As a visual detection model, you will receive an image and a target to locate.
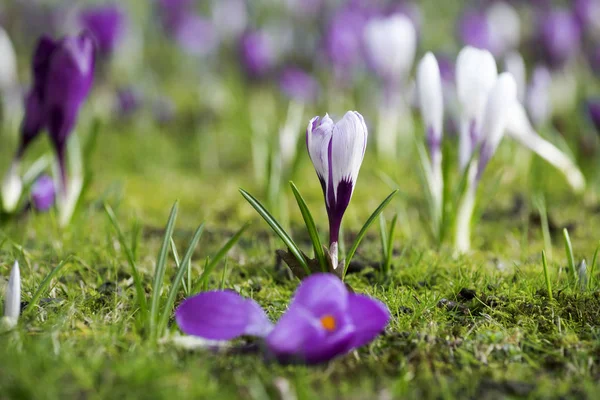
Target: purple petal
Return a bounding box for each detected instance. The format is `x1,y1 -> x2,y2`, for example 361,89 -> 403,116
278,67 -> 319,103
79,4 -> 126,55
303,320 -> 355,364
290,273 -> 349,315
347,294 -> 390,348
175,291 -> 273,340
266,305 -> 323,356
31,175 -> 56,211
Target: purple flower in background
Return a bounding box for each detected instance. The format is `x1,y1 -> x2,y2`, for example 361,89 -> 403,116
212,0 -> 247,40
458,10 -> 492,51
573,0 -> 600,35
157,0 -> 192,31
175,273 -> 390,364
79,4 -> 126,56
324,6 -> 368,79
536,9 -> 581,68
306,112 -> 368,268
279,67 -> 319,103
587,98 -> 600,132
31,175 -> 55,211
588,45 -> 600,76
19,33 -> 95,188
239,31 -> 276,79
174,15 -> 217,56
115,86 -> 142,117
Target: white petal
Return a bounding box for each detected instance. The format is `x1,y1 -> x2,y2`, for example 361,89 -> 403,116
0,27 -> 18,91
417,52 -> 444,141
363,14 -> 416,82
480,72 -> 518,155
4,261 -> 21,325
503,51 -> 526,103
306,115 -> 334,184
506,102 -> 585,192
1,161 -> 23,213
331,111 -> 368,200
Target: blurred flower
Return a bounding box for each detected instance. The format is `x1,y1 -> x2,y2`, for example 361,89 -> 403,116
384,1 -> 423,36
79,4 -> 126,56
525,65 -> 552,127
458,10 -> 492,52
504,52 -> 526,102
306,112 -> 368,269
588,44 -> 600,75
31,174 -> 56,211
1,162 -> 22,213
176,273 -> 390,364
239,31 -> 276,79
536,9 -> 581,68
285,0 -> 323,18
115,86 -> 143,117
0,26 -> 17,95
587,97 -> 600,132
212,0 -> 247,41
363,14 -> 417,84
172,15 -> 217,56
2,261 -> 20,329
279,67 -> 319,103
486,1 -> 521,57
573,0 -> 600,37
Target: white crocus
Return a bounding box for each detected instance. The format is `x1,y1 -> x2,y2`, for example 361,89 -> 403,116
1,161 -> 23,213
416,52 -> 444,219
456,46 -> 498,169
455,73 -> 517,253
307,111 -> 368,269
504,52 -> 526,103
505,102 -> 585,192
3,261 -> 21,329
0,26 -> 20,125
486,1 -> 521,57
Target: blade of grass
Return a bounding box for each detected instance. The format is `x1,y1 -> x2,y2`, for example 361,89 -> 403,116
239,188 -> 309,275
384,214 -> 398,275
343,190 -> 399,279
562,228 -> 577,284
24,257 -> 72,315
379,213 -> 388,265
220,259 -> 228,289
588,243 -> 599,290
170,237 -> 186,295
192,224 -> 249,293
289,181 -> 327,272
104,204 -> 147,315
157,223 -> 204,337
150,201 -> 179,340
542,251 -> 553,302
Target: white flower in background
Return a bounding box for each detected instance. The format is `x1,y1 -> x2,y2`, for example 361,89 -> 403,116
504,52 -> 526,103
363,14 -> 417,84
456,46 -> 498,169
526,65 -> 552,128
0,26 -> 17,93
486,1 -> 521,57
416,52 -> 444,216
1,161 -> 23,213
2,261 -> 21,329
307,111 -> 368,268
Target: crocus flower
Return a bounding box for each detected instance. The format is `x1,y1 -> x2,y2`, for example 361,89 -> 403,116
31,174 -> 56,211
363,14 -> 417,85
525,65 -> 552,128
115,86 -> 143,117
586,98 -> 600,132
306,112 -> 368,269
536,9 -> 581,68
239,31 -> 276,79
0,26 -> 18,97
455,46 -> 498,169
1,162 -> 22,213
588,45 -> 600,76
279,67 -> 319,104
172,14 -> 217,56
175,273 -> 390,364
458,10 -> 492,52
503,52 -> 526,103
79,4 -> 126,56
324,6 -> 368,81
417,53 -> 444,217
486,2 -> 521,57
573,0 -> 600,36
2,261 -> 20,329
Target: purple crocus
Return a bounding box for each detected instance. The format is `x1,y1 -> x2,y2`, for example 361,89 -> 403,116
31,174 -> 56,211
238,30 -> 276,79
19,33 -> 95,189
175,273 -> 390,364
458,10 -> 492,52
172,14 -> 217,56
324,6 -> 368,81
573,0 -> 600,36
279,67 -> 319,103
536,9 -> 581,68
115,86 -> 142,117
586,98 -> 600,132
306,112 -> 368,269
79,4 -> 126,56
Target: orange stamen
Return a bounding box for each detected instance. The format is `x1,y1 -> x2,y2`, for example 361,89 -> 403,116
320,315 -> 336,332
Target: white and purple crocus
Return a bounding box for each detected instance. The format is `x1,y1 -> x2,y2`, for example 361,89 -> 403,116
176,273 -> 390,364
306,112 -> 368,269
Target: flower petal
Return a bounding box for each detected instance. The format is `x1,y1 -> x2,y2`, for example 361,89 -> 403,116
175,290 -> 273,340
417,52 -> 443,143
306,115 -> 334,190
266,305 -> 323,357
303,321 -> 355,364
290,273 -> 349,315
347,294 -> 390,349
4,261 -> 21,324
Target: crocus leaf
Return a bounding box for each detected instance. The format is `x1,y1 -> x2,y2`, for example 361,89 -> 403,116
240,188 -> 310,275
343,190 -> 399,279
289,181 -> 327,272
104,203 -> 148,316
563,228 -> 577,284
158,223 -> 205,337
150,201 -> 179,341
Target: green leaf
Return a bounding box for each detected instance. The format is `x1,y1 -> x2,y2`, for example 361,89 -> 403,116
104,204 -> 147,316
157,223 -> 204,337
24,257 -> 72,315
541,251 -> 553,302
169,237 -> 185,294
384,214 -> 398,275
563,228 -> 577,284
379,213 -> 388,263
239,188 -> 309,275
289,181 -> 327,272
149,201 -> 179,340
589,243 -> 599,290
192,224 -> 249,293
343,190 -> 399,279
